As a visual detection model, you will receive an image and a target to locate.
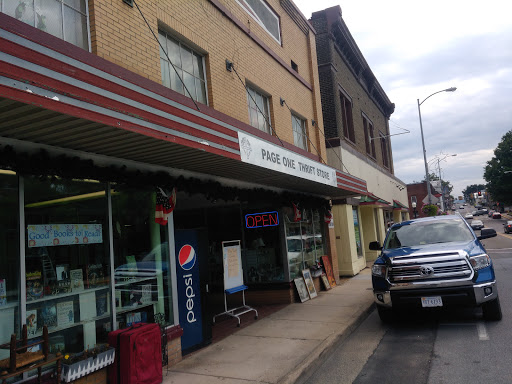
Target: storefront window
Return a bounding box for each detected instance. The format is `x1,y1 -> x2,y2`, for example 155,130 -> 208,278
0,171 -> 19,359
285,207 -> 326,279
112,187 -> 173,329
353,207 -> 363,257
24,176 -> 110,354
242,206 -> 284,283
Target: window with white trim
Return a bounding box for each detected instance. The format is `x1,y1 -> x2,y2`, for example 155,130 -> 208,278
2,0 -> 89,50
247,86 -> 271,133
237,0 -> 281,44
159,30 -> 207,105
291,113 -> 307,150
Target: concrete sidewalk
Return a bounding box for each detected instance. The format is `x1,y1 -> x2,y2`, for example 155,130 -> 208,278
164,268 -> 375,384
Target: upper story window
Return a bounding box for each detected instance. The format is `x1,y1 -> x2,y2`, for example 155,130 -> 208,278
340,90 -> 355,143
159,30 -> 207,105
2,0 -> 89,50
247,86 -> 271,134
362,115 -> 376,158
379,132 -> 390,168
291,113 -> 307,150
237,0 -> 281,44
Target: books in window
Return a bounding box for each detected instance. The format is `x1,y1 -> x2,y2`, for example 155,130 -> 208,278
70,268 -> 84,292
40,304 -> 57,328
126,311 -> 147,327
0,278 -> 6,306
26,271 -> 44,301
87,264 -> 105,288
26,309 -> 38,336
57,300 -> 74,327
141,284 -> 152,304
96,291 -> 109,317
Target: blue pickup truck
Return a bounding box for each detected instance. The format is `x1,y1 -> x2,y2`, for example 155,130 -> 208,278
370,215 -> 501,322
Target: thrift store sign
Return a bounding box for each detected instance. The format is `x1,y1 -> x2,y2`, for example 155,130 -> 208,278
238,132 -> 337,187
27,224 -> 103,247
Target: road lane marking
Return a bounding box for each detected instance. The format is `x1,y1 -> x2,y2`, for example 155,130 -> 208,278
438,322 -> 489,341
477,322 -> 489,341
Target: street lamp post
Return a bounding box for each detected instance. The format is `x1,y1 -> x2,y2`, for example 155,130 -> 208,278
417,87 -> 457,205
433,154 -> 456,211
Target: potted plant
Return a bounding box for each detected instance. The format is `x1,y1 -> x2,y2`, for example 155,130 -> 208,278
61,344 -> 115,383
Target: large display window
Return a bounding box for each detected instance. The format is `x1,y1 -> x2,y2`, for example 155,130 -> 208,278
24,176 -> 110,354
111,187 -> 173,329
0,171 -> 20,360
242,206 -> 284,283
285,207 -> 326,279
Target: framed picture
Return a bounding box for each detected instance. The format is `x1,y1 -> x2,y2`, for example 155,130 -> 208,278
294,277 -> 310,303
321,255 -> 336,288
321,274 -> 331,291
302,268 -> 317,299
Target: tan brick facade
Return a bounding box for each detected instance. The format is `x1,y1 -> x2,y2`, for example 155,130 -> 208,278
88,0 -> 327,161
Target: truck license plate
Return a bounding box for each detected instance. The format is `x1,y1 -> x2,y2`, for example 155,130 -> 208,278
421,296 -> 443,307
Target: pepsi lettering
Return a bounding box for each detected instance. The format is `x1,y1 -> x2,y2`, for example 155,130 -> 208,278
183,274 -> 196,323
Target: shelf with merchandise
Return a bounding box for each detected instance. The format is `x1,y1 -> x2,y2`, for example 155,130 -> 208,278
30,313 -> 111,338
26,285 -> 110,305
115,301 -> 157,316
114,276 -> 157,287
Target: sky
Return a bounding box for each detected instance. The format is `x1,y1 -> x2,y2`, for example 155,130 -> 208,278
292,0 -> 512,198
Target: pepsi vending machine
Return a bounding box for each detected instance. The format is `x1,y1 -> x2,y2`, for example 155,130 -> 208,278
175,229 -> 204,352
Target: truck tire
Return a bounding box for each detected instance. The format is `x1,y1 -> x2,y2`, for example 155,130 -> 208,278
377,305 -> 393,323
482,297 -> 502,321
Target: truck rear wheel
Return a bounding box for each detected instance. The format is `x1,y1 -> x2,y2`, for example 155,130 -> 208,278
482,297 -> 502,321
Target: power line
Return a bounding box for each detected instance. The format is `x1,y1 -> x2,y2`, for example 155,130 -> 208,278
279,98 -> 327,165
228,61 -> 285,147
132,0 -> 201,111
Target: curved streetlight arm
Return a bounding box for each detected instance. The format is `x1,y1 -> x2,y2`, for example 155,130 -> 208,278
419,87 -> 457,106
417,87 -> 457,206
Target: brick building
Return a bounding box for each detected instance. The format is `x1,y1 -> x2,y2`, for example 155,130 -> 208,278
310,6 -> 409,275
0,0 -> 371,378
407,181 -> 441,218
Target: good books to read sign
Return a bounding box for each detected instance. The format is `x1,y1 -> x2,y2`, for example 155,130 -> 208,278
238,132 -> 337,187
27,224 -> 103,247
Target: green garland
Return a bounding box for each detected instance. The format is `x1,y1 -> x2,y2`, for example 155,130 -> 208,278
0,145 -> 330,211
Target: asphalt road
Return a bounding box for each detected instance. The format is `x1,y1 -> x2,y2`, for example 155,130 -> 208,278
297,210 -> 512,384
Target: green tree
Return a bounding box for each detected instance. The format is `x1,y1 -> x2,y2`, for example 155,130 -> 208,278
484,130 -> 512,205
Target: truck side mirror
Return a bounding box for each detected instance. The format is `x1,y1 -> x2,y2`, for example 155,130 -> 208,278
369,241 -> 382,251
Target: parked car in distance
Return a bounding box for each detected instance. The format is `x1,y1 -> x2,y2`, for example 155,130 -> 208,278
459,206 -> 464,209
470,219 -> 484,230
504,221 -> 512,233
472,211 -> 478,216
492,212 -> 502,219
370,215 -> 501,322
465,213 -> 473,220
488,211 -> 494,217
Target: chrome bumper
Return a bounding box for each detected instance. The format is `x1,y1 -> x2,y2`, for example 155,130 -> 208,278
374,280 -> 498,308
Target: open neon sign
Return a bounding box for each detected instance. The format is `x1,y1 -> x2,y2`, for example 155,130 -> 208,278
245,211 -> 279,229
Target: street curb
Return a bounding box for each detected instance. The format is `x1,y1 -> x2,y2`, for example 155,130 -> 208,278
278,302 -> 376,384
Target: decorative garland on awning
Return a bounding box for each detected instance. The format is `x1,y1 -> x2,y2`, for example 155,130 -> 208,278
0,145 -> 330,210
